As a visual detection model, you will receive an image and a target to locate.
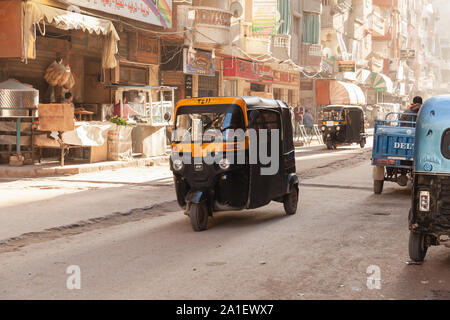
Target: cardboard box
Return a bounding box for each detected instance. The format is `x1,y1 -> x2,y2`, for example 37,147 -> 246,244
38,104 -> 75,132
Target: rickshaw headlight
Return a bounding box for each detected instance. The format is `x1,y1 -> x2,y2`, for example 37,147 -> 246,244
173,159 -> 184,171
219,158 -> 231,170
336,126 -> 341,131
419,191 -> 430,212
321,126 -> 326,131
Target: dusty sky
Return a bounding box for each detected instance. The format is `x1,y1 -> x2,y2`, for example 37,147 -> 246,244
434,0 -> 450,38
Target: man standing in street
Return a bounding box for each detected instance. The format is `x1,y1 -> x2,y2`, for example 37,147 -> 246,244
303,109 -> 315,135
294,106 -> 303,139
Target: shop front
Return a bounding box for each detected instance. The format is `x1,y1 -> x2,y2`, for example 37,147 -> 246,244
0,0 -> 172,166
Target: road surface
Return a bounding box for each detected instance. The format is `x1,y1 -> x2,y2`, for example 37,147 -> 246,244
0,141 -> 449,300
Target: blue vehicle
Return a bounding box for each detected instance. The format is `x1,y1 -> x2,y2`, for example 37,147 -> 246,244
372,112 -> 416,194
408,96 -> 450,262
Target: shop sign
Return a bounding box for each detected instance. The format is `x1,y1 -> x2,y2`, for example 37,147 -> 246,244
258,65 -> 273,84
400,49 -> 415,60
223,59 -> 259,81
273,70 -> 299,85
185,74 -> 193,98
66,0 -> 173,28
338,61 -> 356,72
183,48 -> 215,76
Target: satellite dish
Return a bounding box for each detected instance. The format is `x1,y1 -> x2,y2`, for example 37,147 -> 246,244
230,1 -> 243,18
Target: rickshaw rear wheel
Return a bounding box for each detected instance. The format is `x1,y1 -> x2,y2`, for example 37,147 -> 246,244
326,141 -> 334,150
374,180 -> 384,194
360,138 -> 366,148
189,203 -> 209,232
283,186 -> 299,216
409,231 -> 428,262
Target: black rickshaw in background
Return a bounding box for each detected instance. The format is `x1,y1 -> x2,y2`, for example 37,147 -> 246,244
170,97 -> 299,231
408,96 -> 450,262
320,105 -> 367,150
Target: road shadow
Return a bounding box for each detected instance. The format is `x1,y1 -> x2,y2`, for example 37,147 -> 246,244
389,250 -> 450,299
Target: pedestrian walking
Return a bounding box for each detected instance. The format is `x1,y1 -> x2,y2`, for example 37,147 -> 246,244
303,109 -> 314,135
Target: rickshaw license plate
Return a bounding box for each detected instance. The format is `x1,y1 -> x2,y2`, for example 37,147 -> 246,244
326,121 -> 334,126
194,164 -> 204,171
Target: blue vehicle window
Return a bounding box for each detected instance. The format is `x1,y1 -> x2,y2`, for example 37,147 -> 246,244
442,129 -> 450,160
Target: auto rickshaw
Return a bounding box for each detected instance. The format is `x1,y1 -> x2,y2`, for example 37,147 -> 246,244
409,96 -> 450,262
170,97 -> 299,231
320,105 -> 367,150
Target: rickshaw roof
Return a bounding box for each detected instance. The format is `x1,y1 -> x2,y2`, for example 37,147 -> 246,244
175,97 -> 289,111
240,96 -> 288,111
323,105 -> 364,111
415,95 -> 450,173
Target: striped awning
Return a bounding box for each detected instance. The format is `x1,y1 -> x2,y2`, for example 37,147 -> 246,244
330,81 -> 366,105
23,1 -> 120,69
370,72 -> 394,93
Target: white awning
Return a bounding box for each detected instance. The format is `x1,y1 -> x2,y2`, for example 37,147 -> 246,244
23,2 -> 120,69
330,81 -> 366,105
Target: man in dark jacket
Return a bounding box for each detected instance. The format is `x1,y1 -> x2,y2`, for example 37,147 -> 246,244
400,96 -> 422,127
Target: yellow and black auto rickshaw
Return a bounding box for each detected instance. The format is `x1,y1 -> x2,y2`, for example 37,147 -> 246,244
170,97 -> 299,231
320,105 -> 367,150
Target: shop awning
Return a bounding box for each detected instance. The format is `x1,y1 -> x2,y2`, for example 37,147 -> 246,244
23,2 -> 120,69
356,69 -> 372,85
370,72 -> 394,93
330,81 -> 366,105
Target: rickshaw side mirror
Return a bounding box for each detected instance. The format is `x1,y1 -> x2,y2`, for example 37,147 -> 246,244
164,112 -> 172,122
248,110 -> 260,127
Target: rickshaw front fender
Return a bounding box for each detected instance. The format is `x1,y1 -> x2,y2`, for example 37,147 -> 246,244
373,166 -> 385,180
286,174 -> 299,193
185,190 -> 208,204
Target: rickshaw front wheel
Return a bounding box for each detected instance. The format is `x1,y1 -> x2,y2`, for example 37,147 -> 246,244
409,231 -> 428,262
189,203 -> 209,232
283,186 -> 299,216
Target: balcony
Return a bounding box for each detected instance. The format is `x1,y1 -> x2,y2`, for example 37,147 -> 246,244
271,34 -> 291,60
368,12 -> 385,37
244,35 -> 271,56
300,43 -> 322,68
177,5 -> 232,48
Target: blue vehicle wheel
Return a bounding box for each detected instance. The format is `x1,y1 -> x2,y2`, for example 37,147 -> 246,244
374,180 -> 384,195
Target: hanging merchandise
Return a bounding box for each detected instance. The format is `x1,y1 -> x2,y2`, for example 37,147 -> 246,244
44,60 -> 76,89
44,60 -> 66,86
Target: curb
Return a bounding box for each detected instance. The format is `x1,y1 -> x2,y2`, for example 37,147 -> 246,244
0,156 -> 170,178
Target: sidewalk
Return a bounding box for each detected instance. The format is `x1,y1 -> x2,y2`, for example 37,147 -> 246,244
0,155 -> 169,178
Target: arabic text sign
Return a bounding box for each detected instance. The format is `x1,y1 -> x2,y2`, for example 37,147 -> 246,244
67,0 -> 172,28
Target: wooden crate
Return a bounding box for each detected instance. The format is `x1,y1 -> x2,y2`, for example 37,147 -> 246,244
38,104 -> 75,132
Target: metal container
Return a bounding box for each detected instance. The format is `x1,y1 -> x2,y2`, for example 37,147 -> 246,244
0,79 -> 39,117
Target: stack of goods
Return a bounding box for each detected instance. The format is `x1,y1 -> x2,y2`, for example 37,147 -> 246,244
44,60 -> 75,89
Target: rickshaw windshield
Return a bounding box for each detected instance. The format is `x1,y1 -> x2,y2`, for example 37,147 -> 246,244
323,108 -> 345,121
173,104 -> 245,143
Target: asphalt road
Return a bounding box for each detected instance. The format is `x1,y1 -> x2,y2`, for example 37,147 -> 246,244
0,141 -> 449,300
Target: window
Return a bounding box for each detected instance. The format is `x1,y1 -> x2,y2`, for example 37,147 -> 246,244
441,129 -> 450,159
120,65 -> 148,85
273,88 -> 282,100
198,72 -> 219,98
302,13 -> 320,44
251,110 -> 280,130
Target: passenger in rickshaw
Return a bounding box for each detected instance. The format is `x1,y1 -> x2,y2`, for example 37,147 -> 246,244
400,96 -> 422,127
